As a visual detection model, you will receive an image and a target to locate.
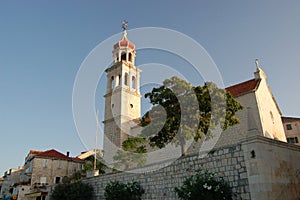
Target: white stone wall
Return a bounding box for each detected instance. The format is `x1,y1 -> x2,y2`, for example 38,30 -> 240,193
255,79 -> 286,142
243,136 -> 300,199
104,61 -> 141,147
215,92 -> 263,148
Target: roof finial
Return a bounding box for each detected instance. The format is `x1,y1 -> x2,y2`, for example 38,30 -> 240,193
255,59 -> 260,71
122,20 -> 128,31
122,20 -> 128,38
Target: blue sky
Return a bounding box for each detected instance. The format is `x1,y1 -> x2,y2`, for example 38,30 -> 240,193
1,1 -> 300,175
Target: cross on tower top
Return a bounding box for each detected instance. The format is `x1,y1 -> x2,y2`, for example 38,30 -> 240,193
122,20 -> 128,31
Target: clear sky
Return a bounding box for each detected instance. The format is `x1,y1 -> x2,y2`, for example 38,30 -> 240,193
1,1 -> 300,175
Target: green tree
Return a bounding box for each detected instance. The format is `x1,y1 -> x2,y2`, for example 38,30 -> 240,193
50,181 -> 94,200
104,181 -> 144,200
175,170 -> 233,200
113,137 -> 147,170
141,76 -> 243,156
83,153 -> 107,174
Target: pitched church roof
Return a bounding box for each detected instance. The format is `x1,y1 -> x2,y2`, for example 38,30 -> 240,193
226,78 -> 261,97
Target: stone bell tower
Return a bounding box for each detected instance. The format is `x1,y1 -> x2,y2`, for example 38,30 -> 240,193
103,21 -> 141,148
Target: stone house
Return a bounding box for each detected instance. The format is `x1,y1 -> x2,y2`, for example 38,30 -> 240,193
0,168 -> 24,200
282,116 -> 300,146
23,149 -> 84,200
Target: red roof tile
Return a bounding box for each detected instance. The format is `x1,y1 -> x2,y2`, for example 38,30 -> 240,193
226,78 -> 261,97
114,36 -> 135,50
34,149 -> 83,162
29,150 -> 43,155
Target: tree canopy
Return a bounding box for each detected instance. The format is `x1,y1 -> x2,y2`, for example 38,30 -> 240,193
141,76 -> 243,155
113,136 -> 147,170
50,181 -> 94,200
113,76 -> 243,167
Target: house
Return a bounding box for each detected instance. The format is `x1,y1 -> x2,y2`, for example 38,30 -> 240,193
0,167 -> 25,200
23,149 -> 84,200
282,116 -> 300,146
77,149 -> 104,177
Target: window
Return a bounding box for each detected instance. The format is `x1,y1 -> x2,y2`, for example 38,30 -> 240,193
128,53 -> 132,62
42,159 -> 47,168
287,137 -> 299,144
40,177 -> 46,184
54,176 -> 61,184
131,76 -> 136,89
57,160 -> 61,169
118,75 -> 121,86
270,111 -> 274,124
286,124 -> 292,130
121,53 -> 126,61
124,73 -> 129,86
111,76 -> 114,89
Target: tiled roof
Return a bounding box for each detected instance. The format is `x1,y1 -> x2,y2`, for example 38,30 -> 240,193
29,150 -> 43,154
33,149 -> 83,162
226,78 -> 261,97
282,116 -> 300,123
114,36 -> 135,50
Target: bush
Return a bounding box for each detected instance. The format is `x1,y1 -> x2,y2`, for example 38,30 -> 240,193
104,181 -> 144,200
175,170 -> 233,200
50,181 -> 94,200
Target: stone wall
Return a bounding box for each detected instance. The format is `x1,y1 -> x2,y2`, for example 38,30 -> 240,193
83,143 -> 250,200
243,136 -> 300,200
82,136 -> 300,200
31,158 -> 82,186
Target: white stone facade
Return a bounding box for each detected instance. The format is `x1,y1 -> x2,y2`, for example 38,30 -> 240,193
103,30 -> 141,148
216,67 -> 287,148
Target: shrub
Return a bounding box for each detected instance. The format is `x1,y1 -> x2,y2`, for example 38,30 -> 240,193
50,181 -> 94,200
104,181 -> 144,200
175,170 -> 233,200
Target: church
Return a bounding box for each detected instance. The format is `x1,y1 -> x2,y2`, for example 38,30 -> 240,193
102,23 -> 287,151
94,24 -> 300,199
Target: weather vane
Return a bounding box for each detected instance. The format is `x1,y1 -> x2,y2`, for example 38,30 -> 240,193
122,20 -> 128,31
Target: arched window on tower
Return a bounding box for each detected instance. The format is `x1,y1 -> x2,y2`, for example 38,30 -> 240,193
128,53 -> 132,62
124,73 -> 129,86
117,74 -> 121,86
131,76 -> 136,89
111,76 -> 114,89
121,53 -> 126,61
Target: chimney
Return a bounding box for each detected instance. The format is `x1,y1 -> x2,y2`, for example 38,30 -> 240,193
66,151 -> 70,157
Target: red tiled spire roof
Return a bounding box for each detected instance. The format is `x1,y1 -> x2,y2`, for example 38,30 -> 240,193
226,78 -> 261,97
113,36 -> 135,50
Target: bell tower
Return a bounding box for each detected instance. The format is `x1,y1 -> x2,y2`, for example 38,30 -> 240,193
103,21 -> 141,148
